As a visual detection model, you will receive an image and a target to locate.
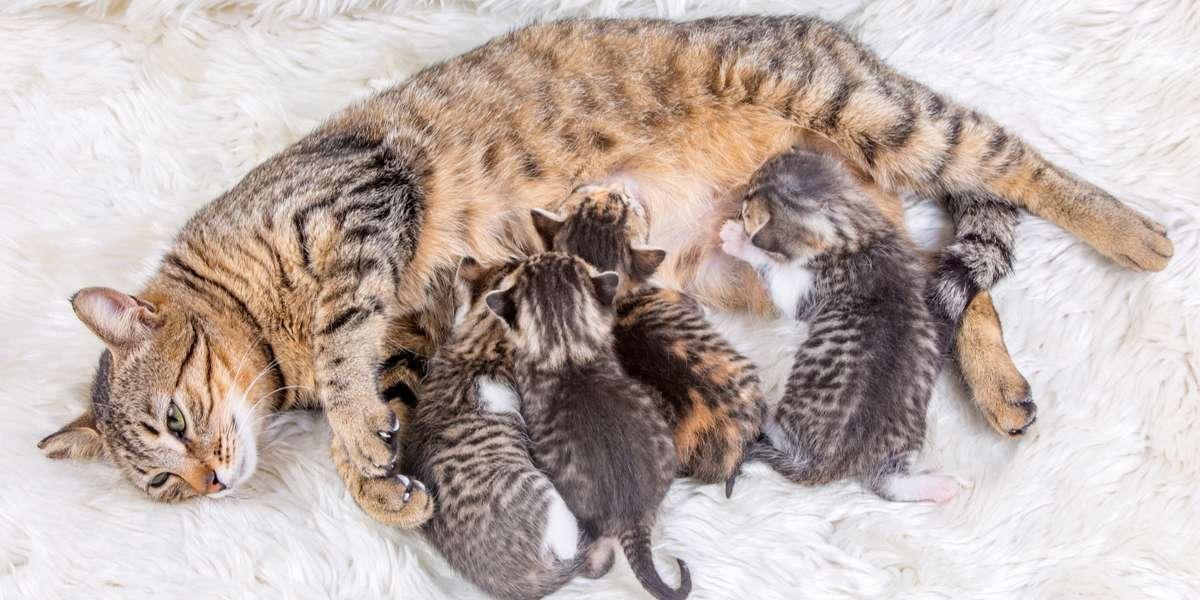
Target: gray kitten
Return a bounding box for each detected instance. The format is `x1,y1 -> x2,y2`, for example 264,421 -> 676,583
402,257 -> 586,600
720,148 -> 961,502
485,253 -> 691,600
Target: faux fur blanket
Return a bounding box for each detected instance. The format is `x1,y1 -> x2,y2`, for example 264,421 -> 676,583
1,1 -> 1196,598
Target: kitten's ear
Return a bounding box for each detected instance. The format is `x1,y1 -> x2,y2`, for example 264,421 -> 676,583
742,198 -> 771,237
455,256 -> 486,286
629,247 -> 667,281
530,208 -> 565,251
71,287 -> 162,351
591,271 -> 620,306
38,411 -> 104,460
484,289 -> 518,327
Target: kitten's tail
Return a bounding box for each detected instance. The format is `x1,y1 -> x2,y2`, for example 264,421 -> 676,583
745,438 -> 825,485
619,522 -> 691,600
926,191 -> 1020,353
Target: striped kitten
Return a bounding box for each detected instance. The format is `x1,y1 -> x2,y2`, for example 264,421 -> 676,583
41,16 -> 1171,521
532,183 -> 765,493
485,253 -> 691,600
402,257 -> 586,600
720,148 -> 958,502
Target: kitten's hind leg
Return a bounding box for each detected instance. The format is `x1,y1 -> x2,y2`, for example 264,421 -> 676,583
871,457 -> 963,504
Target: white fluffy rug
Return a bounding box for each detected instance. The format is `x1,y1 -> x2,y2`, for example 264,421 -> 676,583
2,1 -> 1197,598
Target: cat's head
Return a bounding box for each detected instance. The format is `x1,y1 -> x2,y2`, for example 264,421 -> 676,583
482,253 -> 619,367
740,149 -> 871,262
38,286 -> 276,502
531,182 -> 665,284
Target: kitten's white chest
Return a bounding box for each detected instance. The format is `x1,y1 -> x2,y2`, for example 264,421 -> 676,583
764,262 -> 816,318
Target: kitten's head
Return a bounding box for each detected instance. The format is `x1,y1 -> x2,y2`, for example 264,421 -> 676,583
531,182 -> 665,284
39,286 -> 276,502
482,253 -> 619,367
740,149 -> 875,262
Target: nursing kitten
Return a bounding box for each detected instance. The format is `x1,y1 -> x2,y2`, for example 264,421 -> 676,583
42,16 -> 1171,519
532,184 -> 765,493
719,148 -> 957,502
403,257 -> 586,600
485,253 -> 690,600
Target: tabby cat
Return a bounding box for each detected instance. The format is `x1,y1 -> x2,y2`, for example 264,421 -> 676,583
40,16 -> 1170,526
402,257 -> 587,600
485,253 -> 690,600
720,148 -> 957,501
533,183 -> 765,492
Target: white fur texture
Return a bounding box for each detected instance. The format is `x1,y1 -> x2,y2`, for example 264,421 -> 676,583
541,493 -> 580,562
475,375 -> 522,417
1,1 -> 1198,598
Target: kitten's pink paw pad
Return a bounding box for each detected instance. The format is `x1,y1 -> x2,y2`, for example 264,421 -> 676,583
883,472 -> 964,503
920,476 -> 961,504
719,220 -> 748,256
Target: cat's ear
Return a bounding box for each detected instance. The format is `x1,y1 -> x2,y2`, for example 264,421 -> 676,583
484,288 -> 518,327
530,208 -> 565,251
591,271 -> 620,306
629,246 -> 667,281
38,410 -> 104,460
71,287 -> 162,351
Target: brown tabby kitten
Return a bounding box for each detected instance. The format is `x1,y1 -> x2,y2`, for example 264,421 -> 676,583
402,257 -> 589,600
485,253 -> 690,600
42,16 -> 1171,524
721,148 -> 956,502
532,183 -> 765,493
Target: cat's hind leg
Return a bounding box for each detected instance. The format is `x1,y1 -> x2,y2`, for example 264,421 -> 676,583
956,292 -> 1037,436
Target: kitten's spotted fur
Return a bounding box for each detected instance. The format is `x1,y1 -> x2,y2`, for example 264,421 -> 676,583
403,257 -> 588,600
41,16 -> 1171,523
721,148 -> 957,502
486,253 -> 690,600
533,184 -> 765,492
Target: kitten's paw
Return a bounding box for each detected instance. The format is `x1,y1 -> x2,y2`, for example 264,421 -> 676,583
359,474 -> 434,529
882,473 -> 963,504
330,401 -> 400,477
1079,202 -> 1173,272
719,220 -> 750,257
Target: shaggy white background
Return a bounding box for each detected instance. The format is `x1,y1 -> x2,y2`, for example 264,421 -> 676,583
1,0 -> 1197,598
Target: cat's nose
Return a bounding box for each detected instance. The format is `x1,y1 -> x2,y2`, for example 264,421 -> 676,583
203,470 -> 226,494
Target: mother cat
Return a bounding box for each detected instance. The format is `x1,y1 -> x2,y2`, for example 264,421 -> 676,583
39,16 -> 1171,523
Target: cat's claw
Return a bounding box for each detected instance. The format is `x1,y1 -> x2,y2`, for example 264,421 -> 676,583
330,400 -> 399,477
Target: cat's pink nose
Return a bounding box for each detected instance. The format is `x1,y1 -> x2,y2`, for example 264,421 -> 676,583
203,471 -> 226,494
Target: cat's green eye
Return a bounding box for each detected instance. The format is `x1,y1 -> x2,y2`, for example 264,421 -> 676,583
166,402 -> 186,435
149,472 -> 171,488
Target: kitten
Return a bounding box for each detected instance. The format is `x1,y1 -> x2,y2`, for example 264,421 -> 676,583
403,257 -> 585,600
532,183 -> 765,494
719,148 -> 959,502
485,253 -> 691,600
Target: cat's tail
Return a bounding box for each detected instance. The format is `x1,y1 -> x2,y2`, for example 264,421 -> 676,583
926,191 -> 1020,353
619,522 -> 691,600
745,438 -> 826,485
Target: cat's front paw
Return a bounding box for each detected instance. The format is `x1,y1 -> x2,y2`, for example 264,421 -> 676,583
719,220 -> 751,259
329,400 -> 400,477
358,474 -> 434,529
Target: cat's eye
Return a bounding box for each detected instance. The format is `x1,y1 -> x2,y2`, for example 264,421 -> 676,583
166,402 -> 186,435
149,472 -> 171,488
